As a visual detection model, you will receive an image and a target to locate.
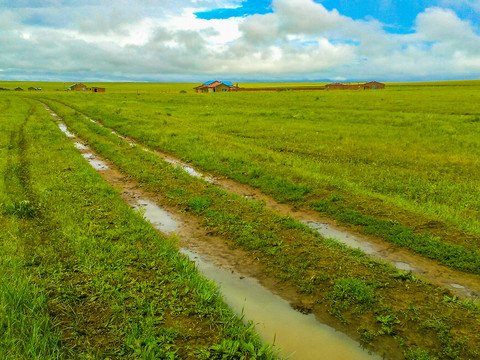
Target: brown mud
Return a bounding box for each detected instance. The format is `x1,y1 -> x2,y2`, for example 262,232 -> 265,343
71,107 -> 480,300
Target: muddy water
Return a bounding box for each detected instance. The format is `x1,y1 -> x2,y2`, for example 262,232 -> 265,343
81,153 -> 109,171
165,158 -> 208,179
74,142 -> 88,150
181,249 -> 379,360
303,220 -> 376,255
58,123 -> 75,138
133,198 -> 379,359
134,199 -> 179,234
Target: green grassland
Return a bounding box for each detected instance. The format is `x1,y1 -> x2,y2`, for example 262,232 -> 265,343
17,81 -> 480,265
2,80 -> 480,359
0,95 -> 276,359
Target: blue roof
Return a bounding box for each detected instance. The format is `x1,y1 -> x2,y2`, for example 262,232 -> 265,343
202,80 -> 234,86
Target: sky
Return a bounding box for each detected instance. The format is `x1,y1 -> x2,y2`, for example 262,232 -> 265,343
0,0 -> 479,82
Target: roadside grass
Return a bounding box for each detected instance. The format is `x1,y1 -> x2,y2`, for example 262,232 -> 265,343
36,96 -> 480,359
28,84 -> 480,275
0,96 -> 278,359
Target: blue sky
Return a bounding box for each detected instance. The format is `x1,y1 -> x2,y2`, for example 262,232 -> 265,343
0,0 -> 479,82
196,0 -> 479,33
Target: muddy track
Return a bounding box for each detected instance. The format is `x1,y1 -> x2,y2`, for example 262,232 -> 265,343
42,103 -> 386,359
42,103 -> 330,315
47,102 -> 480,300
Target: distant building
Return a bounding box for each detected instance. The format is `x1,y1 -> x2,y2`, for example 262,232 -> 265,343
194,81 -> 239,93
68,83 -> 88,91
14,87 -> 24,91
67,84 -> 106,92
325,81 -> 385,90
89,87 -> 105,93
363,81 -> 385,90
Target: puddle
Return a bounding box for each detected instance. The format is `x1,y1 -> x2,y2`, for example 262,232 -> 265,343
181,165 -> 203,178
74,142 -> 88,150
181,249 -> 380,360
204,176 -> 215,183
82,153 -> 109,170
304,221 -> 376,255
449,283 -> 475,297
165,158 -> 205,178
58,123 -> 75,138
134,199 -> 179,234
394,262 -> 417,272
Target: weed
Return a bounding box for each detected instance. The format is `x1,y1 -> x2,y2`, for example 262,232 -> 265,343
5,199 -> 35,218
392,270 -> 415,281
328,278 -> 376,322
376,313 -> 400,335
188,196 -> 212,213
404,348 -> 437,360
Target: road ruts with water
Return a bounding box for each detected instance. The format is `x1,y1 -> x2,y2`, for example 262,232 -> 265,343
50,102 -> 480,300
42,103 -> 381,360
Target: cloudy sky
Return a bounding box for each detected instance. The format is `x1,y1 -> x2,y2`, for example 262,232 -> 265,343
1,0 -> 479,82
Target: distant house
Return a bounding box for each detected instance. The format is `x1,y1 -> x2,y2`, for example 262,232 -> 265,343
68,83 -> 88,91
89,87 -> 105,93
194,81 -> 239,93
14,87 -> 24,91
363,81 -> 385,90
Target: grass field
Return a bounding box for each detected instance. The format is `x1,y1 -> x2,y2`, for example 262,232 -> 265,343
1,80 -> 480,359
20,82 -> 480,265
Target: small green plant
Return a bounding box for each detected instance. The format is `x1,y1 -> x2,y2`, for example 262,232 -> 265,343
376,313 -> 400,335
404,348 -> 437,360
328,278 -> 376,321
332,278 -> 376,305
187,196 -> 212,213
5,200 -> 35,218
392,270 -> 415,281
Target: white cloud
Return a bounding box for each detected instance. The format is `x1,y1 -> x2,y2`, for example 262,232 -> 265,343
438,0 -> 480,13
0,0 -> 479,81
415,7 -> 477,41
